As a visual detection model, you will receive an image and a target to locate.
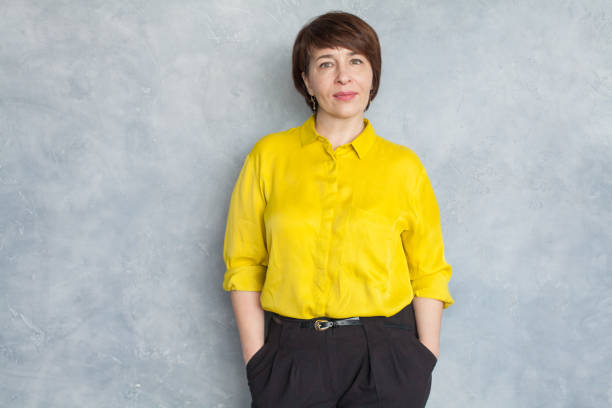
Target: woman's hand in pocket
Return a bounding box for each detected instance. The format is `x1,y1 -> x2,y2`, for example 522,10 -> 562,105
244,342 -> 265,366
420,339 -> 439,360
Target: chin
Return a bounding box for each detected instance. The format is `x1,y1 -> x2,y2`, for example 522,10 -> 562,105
322,105 -> 366,119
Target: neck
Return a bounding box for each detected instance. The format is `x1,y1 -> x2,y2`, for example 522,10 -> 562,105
313,110 -> 365,149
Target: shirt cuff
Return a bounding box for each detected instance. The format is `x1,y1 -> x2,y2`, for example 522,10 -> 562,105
411,272 -> 454,309
222,265 -> 267,291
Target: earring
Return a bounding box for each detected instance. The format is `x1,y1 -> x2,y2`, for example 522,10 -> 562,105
310,95 -> 317,111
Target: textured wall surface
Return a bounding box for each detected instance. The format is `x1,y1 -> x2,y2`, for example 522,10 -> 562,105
1,1 -> 611,407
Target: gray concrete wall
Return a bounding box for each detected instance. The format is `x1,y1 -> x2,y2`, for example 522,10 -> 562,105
1,1 -> 610,407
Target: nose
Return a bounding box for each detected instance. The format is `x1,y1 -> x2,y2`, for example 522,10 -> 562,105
335,62 -> 351,84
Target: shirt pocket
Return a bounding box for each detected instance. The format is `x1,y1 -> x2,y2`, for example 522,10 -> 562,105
344,205 -> 395,291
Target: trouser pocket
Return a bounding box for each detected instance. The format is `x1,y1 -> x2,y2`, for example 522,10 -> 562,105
382,321 -> 438,371
369,321 -> 436,407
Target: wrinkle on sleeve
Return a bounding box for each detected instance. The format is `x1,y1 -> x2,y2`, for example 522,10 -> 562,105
222,152 -> 268,291
401,165 -> 454,309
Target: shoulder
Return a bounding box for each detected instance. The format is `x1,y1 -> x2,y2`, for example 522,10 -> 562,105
246,122 -> 302,160
374,134 -> 426,178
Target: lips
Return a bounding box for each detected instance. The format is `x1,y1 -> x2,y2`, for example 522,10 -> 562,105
333,91 -> 357,101
334,91 -> 357,97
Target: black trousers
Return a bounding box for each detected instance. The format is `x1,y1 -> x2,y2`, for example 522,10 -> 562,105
245,301 -> 438,407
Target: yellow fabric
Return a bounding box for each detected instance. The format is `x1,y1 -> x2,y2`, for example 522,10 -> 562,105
222,115 -> 454,319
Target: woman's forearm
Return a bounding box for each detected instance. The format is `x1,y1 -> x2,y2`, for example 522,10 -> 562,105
411,296 -> 443,358
230,290 -> 266,365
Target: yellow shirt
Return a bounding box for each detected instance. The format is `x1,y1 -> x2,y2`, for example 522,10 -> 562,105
222,115 -> 454,319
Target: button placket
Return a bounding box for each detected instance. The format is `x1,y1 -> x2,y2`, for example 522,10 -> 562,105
312,137 -> 335,311
316,141 -> 341,312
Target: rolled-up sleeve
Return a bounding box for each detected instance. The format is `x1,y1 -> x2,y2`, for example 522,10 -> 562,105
401,165 -> 454,309
222,152 -> 268,291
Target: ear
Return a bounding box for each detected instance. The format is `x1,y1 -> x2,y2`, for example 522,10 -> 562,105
301,71 -> 313,96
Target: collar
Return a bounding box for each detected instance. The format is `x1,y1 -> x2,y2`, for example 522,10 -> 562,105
299,115 -> 377,159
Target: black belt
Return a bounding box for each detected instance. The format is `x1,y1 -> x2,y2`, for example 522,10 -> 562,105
272,313 -> 384,331
272,314 -> 362,331
271,302 -> 416,332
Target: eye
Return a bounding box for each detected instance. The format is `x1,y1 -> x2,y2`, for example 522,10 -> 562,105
351,58 -> 363,65
319,61 -> 333,68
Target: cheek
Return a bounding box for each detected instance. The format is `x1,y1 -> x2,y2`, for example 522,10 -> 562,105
352,67 -> 373,86
312,77 -> 333,94
359,74 -> 374,92
364,70 -> 374,87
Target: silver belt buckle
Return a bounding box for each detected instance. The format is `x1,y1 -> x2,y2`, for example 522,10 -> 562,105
314,319 -> 331,331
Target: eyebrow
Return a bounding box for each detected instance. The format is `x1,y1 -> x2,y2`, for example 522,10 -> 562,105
315,51 -> 358,61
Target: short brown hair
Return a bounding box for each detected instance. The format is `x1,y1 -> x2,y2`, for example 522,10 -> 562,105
292,11 -> 382,112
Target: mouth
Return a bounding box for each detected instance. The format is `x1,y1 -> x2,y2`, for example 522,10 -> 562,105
333,91 -> 357,101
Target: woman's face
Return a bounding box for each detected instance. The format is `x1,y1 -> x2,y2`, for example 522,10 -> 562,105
301,46 -> 373,120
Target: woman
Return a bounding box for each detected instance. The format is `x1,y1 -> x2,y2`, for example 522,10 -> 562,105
222,11 -> 454,408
